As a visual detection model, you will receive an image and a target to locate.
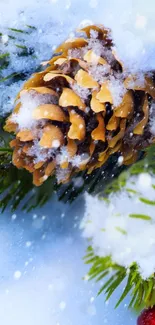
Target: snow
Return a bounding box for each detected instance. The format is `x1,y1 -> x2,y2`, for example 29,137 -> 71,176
1,34 -> 9,44
81,173 -> 155,279
11,91 -> 55,130
56,167 -> 71,183
14,270 -> 22,280
72,84 -> 91,101
56,147 -> 90,170
28,141 -> 54,164
108,77 -> 126,107
52,139 -> 61,148
11,214 -> 17,220
89,65 -> 111,83
25,241 -> 32,248
71,153 -> 90,167
117,156 -> 124,166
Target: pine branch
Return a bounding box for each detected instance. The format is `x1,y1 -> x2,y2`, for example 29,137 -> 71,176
84,246 -> 155,309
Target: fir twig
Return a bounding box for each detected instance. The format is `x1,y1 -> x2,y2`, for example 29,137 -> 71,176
84,246 -> 155,309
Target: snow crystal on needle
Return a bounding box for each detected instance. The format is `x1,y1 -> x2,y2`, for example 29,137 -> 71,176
81,173 -> 155,279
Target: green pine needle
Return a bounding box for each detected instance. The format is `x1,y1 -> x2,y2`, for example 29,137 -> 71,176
139,197 -> 155,205
84,246 -> 155,309
129,214 -> 152,221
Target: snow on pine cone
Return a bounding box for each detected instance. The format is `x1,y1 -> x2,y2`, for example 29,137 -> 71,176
4,24 -> 155,186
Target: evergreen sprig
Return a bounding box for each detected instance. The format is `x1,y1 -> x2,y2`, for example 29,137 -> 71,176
84,246 -> 155,309
0,25 -> 37,84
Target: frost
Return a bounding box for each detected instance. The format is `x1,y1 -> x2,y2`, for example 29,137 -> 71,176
108,76 -> 127,106
125,73 -> 146,89
89,64 -> 110,83
56,148 -> 90,171
68,48 -> 85,60
56,167 -> 71,184
71,84 -> 90,101
71,153 -> 90,167
56,151 -> 90,183
81,173 -> 155,279
90,30 -> 98,39
28,141 -> 55,164
87,38 -> 103,57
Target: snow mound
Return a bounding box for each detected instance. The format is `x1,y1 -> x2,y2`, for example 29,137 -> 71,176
81,173 -> 155,279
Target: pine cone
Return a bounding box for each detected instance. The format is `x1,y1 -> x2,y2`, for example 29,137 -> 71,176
4,24 -> 155,186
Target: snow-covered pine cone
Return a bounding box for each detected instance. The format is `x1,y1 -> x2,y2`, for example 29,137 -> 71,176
4,24 -> 155,186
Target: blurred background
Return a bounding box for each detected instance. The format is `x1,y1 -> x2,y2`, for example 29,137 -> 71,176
0,195 -> 135,325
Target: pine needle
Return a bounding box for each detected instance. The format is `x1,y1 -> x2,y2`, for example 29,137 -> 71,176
129,214 -> 152,221
84,246 -> 155,310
